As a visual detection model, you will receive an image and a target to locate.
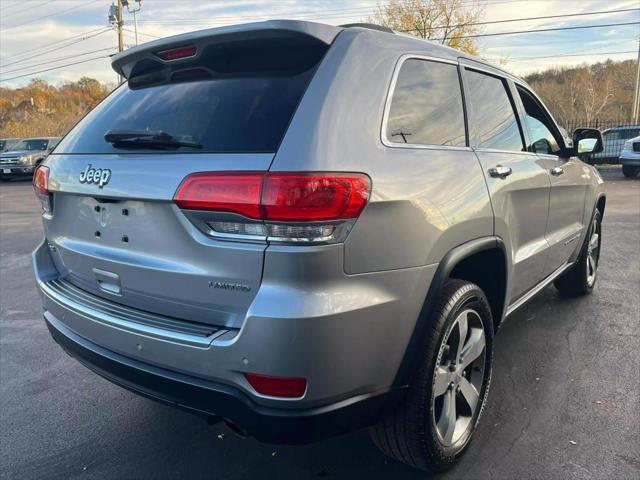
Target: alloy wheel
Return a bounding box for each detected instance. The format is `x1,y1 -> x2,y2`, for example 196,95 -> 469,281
586,216 -> 601,287
432,309 -> 486,447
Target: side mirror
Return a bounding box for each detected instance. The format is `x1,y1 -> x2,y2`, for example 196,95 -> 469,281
573,128 -> 603,155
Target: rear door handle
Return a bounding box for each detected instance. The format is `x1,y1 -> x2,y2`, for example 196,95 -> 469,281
550,166 -> 564,176
488,165 -> 513,179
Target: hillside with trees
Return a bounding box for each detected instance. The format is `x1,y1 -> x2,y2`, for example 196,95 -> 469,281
523,59 -> 635,127
0,77 -> 112,138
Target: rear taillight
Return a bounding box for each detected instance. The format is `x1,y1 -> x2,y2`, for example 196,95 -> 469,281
173,172 -> 371,244
262,174 -> 370,221
33,165 -> 52,213
174,172 -> 263,218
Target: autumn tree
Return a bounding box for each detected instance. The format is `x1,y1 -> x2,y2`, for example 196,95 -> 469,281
525,60 -> 634,126
0,77 -> 113,138
368,0 -> 484,55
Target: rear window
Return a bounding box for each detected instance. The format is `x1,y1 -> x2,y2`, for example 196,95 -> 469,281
55,40 -> 325,154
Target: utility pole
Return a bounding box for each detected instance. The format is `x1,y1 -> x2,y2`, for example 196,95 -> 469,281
122,0 -> 143,46
117,0 -> 124,54
108,1 -> 125,83
633,37 -> 640,124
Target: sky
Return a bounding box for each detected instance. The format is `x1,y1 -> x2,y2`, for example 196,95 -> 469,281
0,0 -> 638,87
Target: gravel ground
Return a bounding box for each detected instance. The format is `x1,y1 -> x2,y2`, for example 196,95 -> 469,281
1,168 -> 638,480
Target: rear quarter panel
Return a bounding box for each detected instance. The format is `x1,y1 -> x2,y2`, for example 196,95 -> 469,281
272,29 -> 493,274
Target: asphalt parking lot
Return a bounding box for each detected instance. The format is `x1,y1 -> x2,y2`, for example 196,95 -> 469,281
1,169 -> 638,480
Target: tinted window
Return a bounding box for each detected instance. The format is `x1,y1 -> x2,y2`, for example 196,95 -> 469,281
517,87 -> 560,155
13,139 -> 49,151
466,70 -> 523,152
623,129 -> 640,139
57,75 -> 314,154
386,59 -> 466,146
55,41 -> 326,154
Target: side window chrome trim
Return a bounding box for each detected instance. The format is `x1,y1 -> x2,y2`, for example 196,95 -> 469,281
473,147 -> 537,156
381,54 -> 469,150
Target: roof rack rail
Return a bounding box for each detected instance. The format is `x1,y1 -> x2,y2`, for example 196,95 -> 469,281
339,23 -> 394,34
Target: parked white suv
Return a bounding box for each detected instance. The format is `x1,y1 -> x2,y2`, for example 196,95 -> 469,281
589,126 -> 640,163
620,135 -> 640,178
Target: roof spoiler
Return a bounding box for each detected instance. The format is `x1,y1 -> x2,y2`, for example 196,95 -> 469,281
111,20 -> 343,79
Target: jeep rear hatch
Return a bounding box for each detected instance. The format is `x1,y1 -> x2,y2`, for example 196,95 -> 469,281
42,21 -> 339,329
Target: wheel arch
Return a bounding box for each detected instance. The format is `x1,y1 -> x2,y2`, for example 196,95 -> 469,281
392,236 -> 507,388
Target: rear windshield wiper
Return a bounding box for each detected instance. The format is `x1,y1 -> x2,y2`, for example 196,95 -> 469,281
104,130 -> 202,149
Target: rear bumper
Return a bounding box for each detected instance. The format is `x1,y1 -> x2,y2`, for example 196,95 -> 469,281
620,154 -> 640,167
0,164 -> 34,176
34,238 -> 436,442
45,312 -> 401,444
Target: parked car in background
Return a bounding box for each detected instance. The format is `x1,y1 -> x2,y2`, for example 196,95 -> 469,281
588,125 -> 640,163
32,21 -> 606,473
0,138 -> 21,152
620,135 -> 640,178
0,137 -> 60,181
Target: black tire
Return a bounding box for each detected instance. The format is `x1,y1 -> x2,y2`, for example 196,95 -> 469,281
370,279 -> 493,472
554,210 -> 602,296
622,165 -> 640,178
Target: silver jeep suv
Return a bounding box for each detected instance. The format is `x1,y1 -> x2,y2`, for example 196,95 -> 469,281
32,21 -> 606,472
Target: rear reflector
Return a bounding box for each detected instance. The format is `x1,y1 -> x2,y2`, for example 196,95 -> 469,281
33,165 -> 52,213
174,172 -> 371,221
156,44 -> 197,61
245,373 -> 307,398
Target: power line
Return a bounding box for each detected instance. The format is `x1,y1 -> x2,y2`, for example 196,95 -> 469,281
1,47 -> 117,76
2,4 -> 637,83
136,5 -> 638,27
485,35 -> 639,49
400,7 -> 639,33
1,26 -> 109,62
134,0 -> 522,26
0,55 -> 112,83
122,27 -> 159,39
424,21 -> 640,40
489,49 -> 637,62
1,0 -> 100,31
0,0 -> 56,20
1,28 -> 111,68
139,6 -> 377,25
0,1 -> 27,15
